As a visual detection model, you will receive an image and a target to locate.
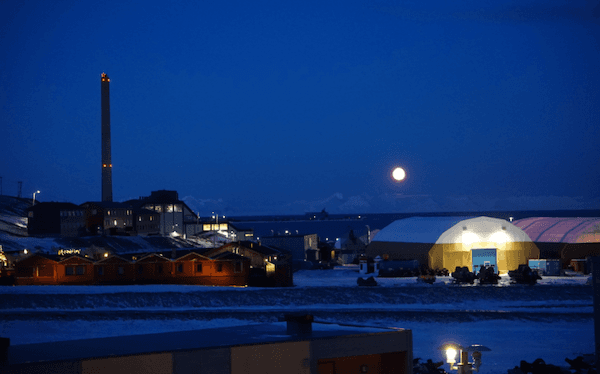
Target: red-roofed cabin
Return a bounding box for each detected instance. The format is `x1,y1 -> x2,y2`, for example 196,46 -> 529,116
14,254 -> 59,285
133,253 -> 172,284
94,255 -> 135,284
170,252 -> 213,285
171,252 -> 249,286
57,256 -> 95,285
208,252 -> 251,286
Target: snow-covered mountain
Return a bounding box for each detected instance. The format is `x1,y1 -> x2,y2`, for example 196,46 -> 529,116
182,192 -> 600,217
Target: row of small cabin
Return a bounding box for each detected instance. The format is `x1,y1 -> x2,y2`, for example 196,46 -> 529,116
12,243 -> 293,287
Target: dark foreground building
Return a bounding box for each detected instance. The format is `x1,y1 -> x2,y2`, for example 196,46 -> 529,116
1,316 -> 413,374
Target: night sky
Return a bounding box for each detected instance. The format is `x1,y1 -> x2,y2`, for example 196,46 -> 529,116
2,1 -> 599,216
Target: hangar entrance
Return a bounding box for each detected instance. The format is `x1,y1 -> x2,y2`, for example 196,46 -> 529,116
472,248 -> 497,274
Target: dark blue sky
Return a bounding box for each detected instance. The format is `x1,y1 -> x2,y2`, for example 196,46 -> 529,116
2,0 -> 599,216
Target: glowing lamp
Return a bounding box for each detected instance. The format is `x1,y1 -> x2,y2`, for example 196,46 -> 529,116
439,342 -> 491,373
462,232 -> 479,246
104,253 -> 109,258
439,343 -> 462,365
446,348 -> 457,364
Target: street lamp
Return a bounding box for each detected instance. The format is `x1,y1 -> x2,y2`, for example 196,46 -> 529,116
439,343 -> 491,373
212,212 -> 218,248
32,190 -> 40,205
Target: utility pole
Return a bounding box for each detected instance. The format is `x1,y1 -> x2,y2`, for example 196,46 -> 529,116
593,257 -> 600,366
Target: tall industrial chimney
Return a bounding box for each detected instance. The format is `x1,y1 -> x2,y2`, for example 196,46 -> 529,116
101,73 -> 113,202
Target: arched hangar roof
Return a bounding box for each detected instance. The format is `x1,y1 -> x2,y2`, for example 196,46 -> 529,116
513,217 -> 600,243
372,216 -> 531,244
372,216 -> 475,243
436,216 -> 532,244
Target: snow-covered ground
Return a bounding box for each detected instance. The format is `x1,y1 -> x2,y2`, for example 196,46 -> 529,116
0,265 -> 594,374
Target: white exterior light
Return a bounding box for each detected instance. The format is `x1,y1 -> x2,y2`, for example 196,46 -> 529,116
462,232 -> 479,246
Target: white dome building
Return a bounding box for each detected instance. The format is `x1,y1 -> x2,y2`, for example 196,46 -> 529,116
368,216 -> 539,274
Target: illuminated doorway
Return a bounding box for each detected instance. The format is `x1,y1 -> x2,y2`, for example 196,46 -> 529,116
472,248 -> 497,274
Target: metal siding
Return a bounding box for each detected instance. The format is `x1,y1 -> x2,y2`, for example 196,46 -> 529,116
173,348 -> 230,374
81,353 -> 172,374
231,341 -> 310,374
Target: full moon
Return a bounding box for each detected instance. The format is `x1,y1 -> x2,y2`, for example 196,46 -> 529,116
392,167 -> 406,181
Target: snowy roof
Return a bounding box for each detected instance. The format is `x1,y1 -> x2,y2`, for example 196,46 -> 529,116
436,216 -> 532,244
372,216 -> 475,243
513,217 -> 600,243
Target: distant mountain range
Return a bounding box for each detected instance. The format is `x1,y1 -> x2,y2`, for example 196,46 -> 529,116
180,192 -> 600,218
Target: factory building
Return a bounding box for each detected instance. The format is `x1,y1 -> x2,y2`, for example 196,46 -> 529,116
126,190 -> 199,237
367,216 -> 539,274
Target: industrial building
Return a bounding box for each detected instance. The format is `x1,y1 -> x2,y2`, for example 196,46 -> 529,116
26,202 -> 87,237
260,233 -> 320,262
367,216 -> 539,274
126,190 -> 199,237
513,217 -> 600,271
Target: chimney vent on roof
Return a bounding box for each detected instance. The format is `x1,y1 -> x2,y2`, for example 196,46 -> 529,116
0,337 -> 10,362
284,314 -> 313,335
